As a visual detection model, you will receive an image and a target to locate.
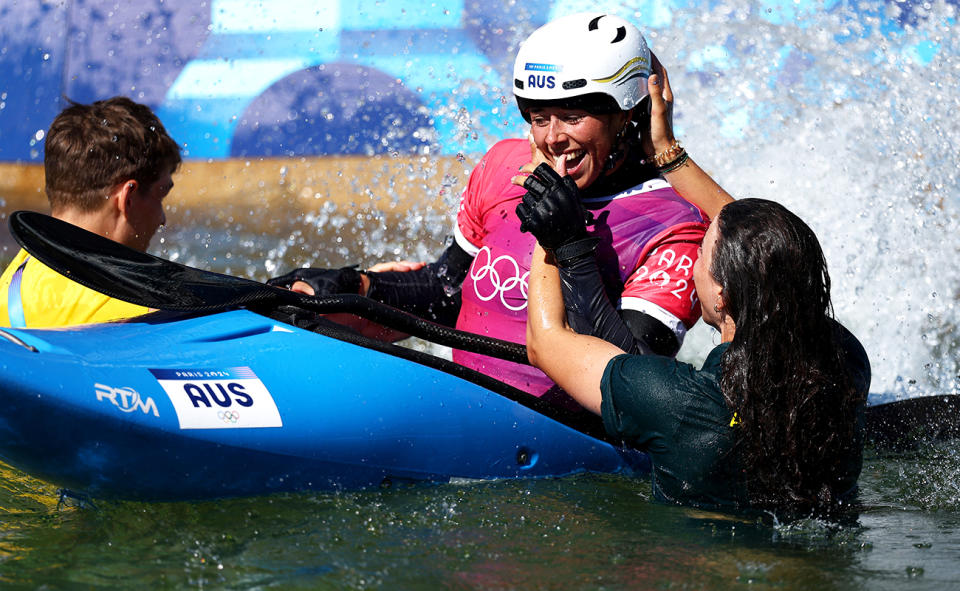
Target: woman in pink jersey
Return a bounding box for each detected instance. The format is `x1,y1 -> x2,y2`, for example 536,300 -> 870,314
269,13 -> 731,406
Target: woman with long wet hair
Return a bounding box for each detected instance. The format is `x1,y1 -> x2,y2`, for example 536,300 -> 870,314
704,199 -> 868,508
524,197 -> 870,511
523,196 -> 870,511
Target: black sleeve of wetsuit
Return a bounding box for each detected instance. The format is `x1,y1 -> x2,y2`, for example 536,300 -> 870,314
363,240 -> 474,327
557,245 -> 680,357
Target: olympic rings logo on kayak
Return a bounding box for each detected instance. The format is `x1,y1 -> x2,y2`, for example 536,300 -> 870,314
218,410 -> 240,424
469,246 -> 529,311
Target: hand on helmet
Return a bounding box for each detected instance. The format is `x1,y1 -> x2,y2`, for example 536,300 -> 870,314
266,266 -> 362,296
646,51 -> 676,157
515,163 -> 589,251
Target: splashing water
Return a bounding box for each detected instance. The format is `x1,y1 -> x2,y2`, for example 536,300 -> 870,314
654,1 -> 960,397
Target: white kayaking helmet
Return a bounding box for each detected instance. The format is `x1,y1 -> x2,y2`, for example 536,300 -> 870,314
513,13 -> 651,121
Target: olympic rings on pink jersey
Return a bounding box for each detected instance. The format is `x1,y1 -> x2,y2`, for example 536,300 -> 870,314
469,246 -> 529,312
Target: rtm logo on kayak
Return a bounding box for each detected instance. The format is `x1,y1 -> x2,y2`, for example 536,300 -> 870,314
149,367 -> 282,430
95,383 -> 160,417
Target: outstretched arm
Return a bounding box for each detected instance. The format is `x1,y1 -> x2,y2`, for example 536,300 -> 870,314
270,240 -> 473,329
526,243 -> 626,415
267,241 -> 473,341
648,53 -> 733,220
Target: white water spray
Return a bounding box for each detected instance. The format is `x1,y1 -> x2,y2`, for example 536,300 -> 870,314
655,2 -> 959,397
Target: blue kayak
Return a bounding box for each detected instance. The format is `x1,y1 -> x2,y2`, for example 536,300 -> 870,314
0,309 -> 649,500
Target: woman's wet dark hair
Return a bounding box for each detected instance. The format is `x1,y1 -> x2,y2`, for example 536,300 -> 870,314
711,198 -> 862,512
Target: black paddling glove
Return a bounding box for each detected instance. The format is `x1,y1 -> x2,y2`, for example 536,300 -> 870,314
266,266 -> 362,295
516,165 -> 678,355
267,243 -> 473,328
516,164 -> 597,263
364,241 -> 473,327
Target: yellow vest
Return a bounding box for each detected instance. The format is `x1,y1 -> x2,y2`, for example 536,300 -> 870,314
0,249 -> 149,328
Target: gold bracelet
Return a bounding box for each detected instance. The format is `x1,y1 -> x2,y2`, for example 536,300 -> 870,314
652,140 -> 683,168
657,149 -> 689,173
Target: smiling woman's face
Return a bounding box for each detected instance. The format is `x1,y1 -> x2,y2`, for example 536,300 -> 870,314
528,107 -> 626,189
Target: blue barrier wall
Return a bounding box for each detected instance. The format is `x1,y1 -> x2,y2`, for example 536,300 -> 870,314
0,0 -> 949,161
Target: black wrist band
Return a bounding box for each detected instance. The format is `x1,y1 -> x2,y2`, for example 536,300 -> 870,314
554,237 -> 600,267
339,265 -> 364,294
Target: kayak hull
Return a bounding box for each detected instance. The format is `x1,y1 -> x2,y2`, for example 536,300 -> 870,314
0,310 -> 649,500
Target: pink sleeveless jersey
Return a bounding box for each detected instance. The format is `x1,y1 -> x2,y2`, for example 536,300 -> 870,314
453,139 -> 707,396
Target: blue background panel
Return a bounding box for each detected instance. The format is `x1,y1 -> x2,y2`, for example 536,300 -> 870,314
0,0 -> 952,161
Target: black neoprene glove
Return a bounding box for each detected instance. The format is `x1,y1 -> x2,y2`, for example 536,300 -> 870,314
266,266 -> 362,295
515,163 -> 598,266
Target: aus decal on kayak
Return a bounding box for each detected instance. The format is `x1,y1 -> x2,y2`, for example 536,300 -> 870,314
95,383 -> 160,417
149,367 -> 282,430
